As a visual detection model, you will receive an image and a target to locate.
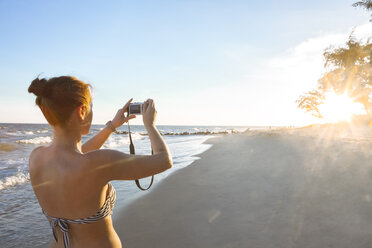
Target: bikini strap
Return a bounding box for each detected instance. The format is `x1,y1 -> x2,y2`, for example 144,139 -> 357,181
42,183 -> 116,248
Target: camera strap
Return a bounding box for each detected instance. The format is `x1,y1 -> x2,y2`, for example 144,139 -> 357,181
127,121 -> 154,191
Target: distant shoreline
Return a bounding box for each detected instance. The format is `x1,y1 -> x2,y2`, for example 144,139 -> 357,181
0,122 -> 278,128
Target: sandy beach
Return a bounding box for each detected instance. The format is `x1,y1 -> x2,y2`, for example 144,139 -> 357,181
32,125 -> 372,248
114,126 -> 372,248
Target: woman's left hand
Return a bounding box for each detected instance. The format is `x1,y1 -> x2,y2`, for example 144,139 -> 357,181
111,98 -> 136,128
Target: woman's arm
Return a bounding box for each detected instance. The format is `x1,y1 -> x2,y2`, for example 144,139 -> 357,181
82,126 -> 114,153
85,99 -> 173,182
142,100 -> 170,155
82,98 -> 135,153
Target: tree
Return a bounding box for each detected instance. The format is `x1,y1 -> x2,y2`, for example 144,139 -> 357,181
353,0 -> 372,21
296,35 -> 372,117
297,2 -> 372,119
296,90 -> 324,118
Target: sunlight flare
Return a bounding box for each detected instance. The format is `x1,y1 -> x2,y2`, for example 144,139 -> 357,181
318,92 -> 365,123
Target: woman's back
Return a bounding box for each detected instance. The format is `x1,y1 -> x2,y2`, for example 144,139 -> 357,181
30,146 -> 121,248
28,76 -> 172,247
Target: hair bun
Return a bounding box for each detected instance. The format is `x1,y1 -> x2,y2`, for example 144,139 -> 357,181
28,77 -> 52,97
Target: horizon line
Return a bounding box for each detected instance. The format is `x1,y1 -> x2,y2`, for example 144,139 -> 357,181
0,122 -> 288,127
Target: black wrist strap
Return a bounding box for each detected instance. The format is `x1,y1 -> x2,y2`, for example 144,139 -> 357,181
127,121 -> 154,191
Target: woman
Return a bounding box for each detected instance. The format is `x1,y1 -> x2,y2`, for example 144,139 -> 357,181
28,76 -> 172,248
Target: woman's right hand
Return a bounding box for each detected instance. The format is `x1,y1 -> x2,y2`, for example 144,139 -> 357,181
142,99 -> 157,127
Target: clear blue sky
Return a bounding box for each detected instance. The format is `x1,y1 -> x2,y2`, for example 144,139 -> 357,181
0,0 -> 370,125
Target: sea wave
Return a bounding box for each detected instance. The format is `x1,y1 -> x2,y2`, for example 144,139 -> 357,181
103,139 -> 130,148
5,131 -> 23,136
103,132 -> 145,148
117,129 -> 244,136
2,157 -> 28,166
160,129 -> 242,136
0,172 -> 30,191
3,130 -> 44,136
16,136 -> 52,144
36,129 -> 48,134
0,143 -> 18,152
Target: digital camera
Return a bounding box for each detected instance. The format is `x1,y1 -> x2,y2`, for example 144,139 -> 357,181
129,102 -> 144,115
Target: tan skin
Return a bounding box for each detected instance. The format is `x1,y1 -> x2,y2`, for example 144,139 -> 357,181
29,98 -> 172,248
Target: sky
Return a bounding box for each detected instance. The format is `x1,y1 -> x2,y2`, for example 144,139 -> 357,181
0,0 -> 371,126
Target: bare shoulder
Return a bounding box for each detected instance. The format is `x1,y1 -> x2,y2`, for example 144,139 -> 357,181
28,146 -> 48,184
84,148 -> 131,164
83,149 -> 132,183
29,146 -> 47,166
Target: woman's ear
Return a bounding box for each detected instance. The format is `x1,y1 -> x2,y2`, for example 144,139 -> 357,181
77,105 -> 88,121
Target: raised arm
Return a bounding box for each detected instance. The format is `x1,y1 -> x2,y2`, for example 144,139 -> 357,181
82,99 -> 135,153
86,99 -> 172,183
81,126 -> 115,153
142,99 -> 170,155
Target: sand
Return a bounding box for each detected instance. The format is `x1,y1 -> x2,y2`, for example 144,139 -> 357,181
114,127 -> 372,248
35,126 -> 372,247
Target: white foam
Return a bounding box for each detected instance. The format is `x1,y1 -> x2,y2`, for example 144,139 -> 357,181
103,133 -> 145,148
103,136 -> 130,148
36,129 -> 48,134
3,157 -> 28,166
5,131 -> 23,136
16,136 -> 52,144
23,131 -> 34,135
131,132 -> 146,140
0,172 -> 30,191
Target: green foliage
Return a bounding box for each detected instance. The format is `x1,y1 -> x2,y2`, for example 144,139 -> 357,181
323,35 -> 371,69
296,35 -> 372,117
353,0 -> 372,21
297,1 -> 372,119
296,90 -> 324,118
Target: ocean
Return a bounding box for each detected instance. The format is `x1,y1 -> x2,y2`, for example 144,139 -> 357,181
0,123 -> 249,247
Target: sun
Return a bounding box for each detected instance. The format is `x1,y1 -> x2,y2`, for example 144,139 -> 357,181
318,92 -> 365,123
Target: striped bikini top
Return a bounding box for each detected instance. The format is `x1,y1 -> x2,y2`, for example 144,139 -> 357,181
42,183 -> 116,248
